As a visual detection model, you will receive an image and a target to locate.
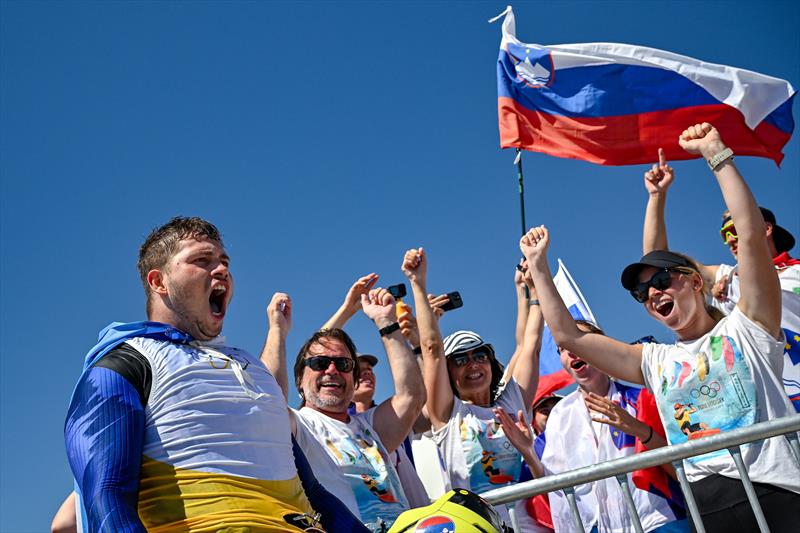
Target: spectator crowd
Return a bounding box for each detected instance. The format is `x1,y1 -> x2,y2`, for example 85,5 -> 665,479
55,124 -> 800,532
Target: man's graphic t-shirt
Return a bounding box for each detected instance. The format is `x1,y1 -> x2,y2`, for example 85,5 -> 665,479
293,407 -> 409,532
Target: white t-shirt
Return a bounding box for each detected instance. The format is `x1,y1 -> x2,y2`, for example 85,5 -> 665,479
713,263 -> 800,411
641,307 -> 799,492
540,383 -> 677,533
292,407 -> 409,531
431,379 -> 530,529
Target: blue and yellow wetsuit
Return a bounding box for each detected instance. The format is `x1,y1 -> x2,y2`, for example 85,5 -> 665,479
65,321 -> 366,533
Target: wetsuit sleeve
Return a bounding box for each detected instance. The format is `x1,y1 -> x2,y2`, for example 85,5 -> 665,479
291,436 -> 370,533
65,345 -> 152,533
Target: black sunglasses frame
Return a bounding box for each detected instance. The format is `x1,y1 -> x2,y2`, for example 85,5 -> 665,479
304,355 -> 356,373
631,267 -> 696,303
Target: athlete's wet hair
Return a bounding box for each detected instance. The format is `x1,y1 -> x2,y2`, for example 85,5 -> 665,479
294,328 -> 361,405
138,216 -> 223,316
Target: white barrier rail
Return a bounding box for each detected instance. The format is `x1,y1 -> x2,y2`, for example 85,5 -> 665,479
480,415 -> 800,533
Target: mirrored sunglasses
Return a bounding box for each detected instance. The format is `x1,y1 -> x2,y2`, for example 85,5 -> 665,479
450,349 -> 491,367
304,356 -> 355,373
720,219 -> 738,244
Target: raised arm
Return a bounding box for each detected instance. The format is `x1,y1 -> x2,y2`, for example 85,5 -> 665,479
503,261 -> 532,382
511,267 -> 544,409
403,248 -> 453,431
259,292 -> 292,399
521,226 -> 646,384
643,148 -> 674,253
362,287 -> 426,453
678,123 -> 781,337
321,273 -> 379,330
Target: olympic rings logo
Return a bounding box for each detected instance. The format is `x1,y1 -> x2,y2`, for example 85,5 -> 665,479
690,381 -> 721,399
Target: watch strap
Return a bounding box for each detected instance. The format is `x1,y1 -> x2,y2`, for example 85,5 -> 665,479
707,147 -> 734,171
379,322 -> 401,337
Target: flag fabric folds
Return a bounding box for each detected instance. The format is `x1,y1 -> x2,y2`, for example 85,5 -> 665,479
538,259 -> 596,384
495,6 -> 796,166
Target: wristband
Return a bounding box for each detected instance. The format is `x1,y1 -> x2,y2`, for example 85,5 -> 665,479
412,346 -> 422,355
379,322 -> 400,337
641,425 -> 654,445
529,299 -> 540,306
706,147 -> 734,171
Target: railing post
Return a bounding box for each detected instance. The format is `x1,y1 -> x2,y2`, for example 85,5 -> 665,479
785,431 -> 800,465
727,446 -> 770,533
506,502 -> 519,533
562,486 -> 585,532
672,460 -> 706,533
615,474 -> 644,533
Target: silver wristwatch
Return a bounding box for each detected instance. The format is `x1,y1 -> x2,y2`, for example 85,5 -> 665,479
707,147 -> 734,171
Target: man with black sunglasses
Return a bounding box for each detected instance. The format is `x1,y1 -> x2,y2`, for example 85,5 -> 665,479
262,287 -> 426,532
641,148 -> 800,412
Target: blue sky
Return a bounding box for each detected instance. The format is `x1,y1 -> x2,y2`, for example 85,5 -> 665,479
1,1 -> 798,530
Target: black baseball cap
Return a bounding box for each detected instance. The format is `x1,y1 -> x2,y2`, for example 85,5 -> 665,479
621,250 -> 695,291
759,207 -> 795,253
357,353 -> 378,367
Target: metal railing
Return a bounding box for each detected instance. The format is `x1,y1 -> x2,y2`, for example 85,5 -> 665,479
480,415 -> 800,533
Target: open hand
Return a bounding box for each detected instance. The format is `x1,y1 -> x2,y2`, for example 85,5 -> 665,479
583,392 -> 649,441
342,273 -> 379,314
644,148 -> 674,196
494,407 -> 533,454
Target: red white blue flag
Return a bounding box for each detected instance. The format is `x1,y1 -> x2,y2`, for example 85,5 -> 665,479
494,6 -> 796,165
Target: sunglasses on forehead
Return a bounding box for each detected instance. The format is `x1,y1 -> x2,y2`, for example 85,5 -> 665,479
449,348 -> 491,367
630,267 -> 695,303
720,219 -> 737,244
304,356 -> 356,373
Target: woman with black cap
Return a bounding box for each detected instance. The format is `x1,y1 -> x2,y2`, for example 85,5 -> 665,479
520,123 -> 800,532
400,246 -> 545,530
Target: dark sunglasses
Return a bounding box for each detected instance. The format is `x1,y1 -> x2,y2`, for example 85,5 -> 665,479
304,356 -> 356,373
630,269 -> 674,303
450,349 -> 491,368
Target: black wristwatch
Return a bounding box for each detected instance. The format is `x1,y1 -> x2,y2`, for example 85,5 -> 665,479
379,322 -> 401,337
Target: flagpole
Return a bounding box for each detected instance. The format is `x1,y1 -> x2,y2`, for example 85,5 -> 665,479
515,148 -> 531,300
515,148 -> 526,235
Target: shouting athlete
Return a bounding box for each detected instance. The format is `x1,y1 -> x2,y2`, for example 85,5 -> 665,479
63,217 -> 365,532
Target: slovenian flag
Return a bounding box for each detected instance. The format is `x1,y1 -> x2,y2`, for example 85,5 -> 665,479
494,6 -> 796,166
538,259 -> 596,390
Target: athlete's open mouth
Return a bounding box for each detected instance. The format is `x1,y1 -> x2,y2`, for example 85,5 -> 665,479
210,285 -> 228,317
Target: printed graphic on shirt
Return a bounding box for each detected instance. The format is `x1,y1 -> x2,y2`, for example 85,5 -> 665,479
655,335 -> 756,463
460,414 -> 522,492
321,425 -> 408,530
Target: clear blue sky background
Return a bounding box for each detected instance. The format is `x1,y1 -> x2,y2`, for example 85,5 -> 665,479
1,1 -> 798,530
